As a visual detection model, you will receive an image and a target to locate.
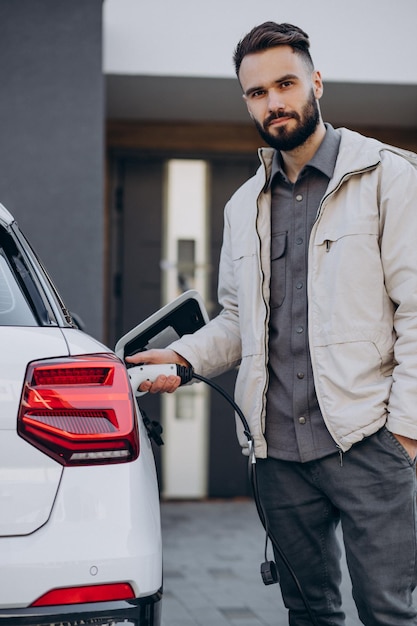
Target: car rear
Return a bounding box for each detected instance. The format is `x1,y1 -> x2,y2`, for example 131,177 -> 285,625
0,204 -> 162,625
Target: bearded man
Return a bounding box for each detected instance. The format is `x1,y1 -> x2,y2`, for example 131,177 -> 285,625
128,22 -> 417,626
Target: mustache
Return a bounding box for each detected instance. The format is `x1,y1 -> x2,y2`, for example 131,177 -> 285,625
264,110 -> 299,128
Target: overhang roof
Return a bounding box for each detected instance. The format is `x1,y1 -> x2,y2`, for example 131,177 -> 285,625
106,75 -> 417,129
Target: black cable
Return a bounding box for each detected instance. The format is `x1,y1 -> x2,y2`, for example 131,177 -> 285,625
192,372 -> 320,626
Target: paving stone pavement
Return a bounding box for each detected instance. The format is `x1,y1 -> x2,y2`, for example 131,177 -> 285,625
160,499 -> 362,626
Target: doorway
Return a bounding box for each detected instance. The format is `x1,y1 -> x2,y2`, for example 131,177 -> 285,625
107,148 -> 259,497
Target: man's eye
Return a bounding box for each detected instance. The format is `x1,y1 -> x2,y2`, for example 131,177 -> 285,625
250,90 -> 265,99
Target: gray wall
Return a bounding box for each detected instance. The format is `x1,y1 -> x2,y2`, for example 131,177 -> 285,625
0,0 -> 105,340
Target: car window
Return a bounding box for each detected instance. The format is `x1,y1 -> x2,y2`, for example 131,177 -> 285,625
0,251 -> 37,325
0,223 -> 58,327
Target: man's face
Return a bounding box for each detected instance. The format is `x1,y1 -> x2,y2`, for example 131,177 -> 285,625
239,45 -> 323,152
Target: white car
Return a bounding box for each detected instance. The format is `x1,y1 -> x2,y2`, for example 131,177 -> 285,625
0,203 -> 162,625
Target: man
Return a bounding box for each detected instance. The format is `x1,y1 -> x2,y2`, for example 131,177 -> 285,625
127,22 -> 417,625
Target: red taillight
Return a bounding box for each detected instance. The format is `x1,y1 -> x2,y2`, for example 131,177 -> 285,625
18,354 -> 139,466
32,366 -> 114,386
31,582 -> 135,606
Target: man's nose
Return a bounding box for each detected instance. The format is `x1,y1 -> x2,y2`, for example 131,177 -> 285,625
267,89 -> 285,112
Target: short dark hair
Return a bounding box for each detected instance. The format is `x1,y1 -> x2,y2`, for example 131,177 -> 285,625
233,22 -> 313,76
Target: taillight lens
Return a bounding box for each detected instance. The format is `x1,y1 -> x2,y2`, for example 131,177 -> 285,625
31,582 -> 135,606
18,354 -> 139,466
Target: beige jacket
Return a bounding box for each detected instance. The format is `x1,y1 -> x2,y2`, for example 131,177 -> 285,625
170,128 -> 417,458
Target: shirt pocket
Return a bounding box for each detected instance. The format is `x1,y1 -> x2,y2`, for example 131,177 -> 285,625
270,231 -> 287,309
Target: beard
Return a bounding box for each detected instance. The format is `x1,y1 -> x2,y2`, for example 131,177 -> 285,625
253,89 -> 320,152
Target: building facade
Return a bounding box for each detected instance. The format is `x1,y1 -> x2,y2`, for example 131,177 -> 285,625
1,0 -> 416,497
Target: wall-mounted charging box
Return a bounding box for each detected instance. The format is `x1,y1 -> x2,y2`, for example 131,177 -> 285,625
115,290 -> 209,361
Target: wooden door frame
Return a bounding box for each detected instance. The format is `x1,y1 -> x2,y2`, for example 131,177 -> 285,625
106,120 -> 261,155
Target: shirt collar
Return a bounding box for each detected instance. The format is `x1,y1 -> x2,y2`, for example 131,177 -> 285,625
267,123 -> 341,188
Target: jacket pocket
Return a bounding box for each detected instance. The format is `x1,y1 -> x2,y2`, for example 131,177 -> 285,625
270,231 -> 287,309
314,217 -> 378,249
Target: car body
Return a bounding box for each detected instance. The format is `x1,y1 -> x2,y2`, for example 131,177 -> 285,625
0,203 -> 162,625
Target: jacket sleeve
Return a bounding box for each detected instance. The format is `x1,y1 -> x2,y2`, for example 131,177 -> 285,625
168,199 -> 242,379
379,151 -> 417,439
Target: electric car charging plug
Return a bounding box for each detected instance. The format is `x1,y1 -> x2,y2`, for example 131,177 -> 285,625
127,363 -> 194,395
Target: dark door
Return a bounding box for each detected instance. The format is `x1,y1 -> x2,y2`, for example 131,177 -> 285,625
109,151 -> 259,497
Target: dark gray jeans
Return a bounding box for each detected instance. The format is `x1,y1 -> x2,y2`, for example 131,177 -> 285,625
256,427 -> 417,625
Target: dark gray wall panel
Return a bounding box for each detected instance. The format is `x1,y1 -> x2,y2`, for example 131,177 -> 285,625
0,0 -> 104,339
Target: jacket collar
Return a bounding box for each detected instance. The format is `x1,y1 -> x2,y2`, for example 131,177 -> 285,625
255,126 -> 377,192
256,126 -> 417,195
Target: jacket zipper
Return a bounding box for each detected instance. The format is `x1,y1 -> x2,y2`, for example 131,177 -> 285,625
256,150 -> 273,454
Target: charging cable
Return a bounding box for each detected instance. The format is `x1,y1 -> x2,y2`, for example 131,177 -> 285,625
192,372 -> 319,626
129,363 -> 319,625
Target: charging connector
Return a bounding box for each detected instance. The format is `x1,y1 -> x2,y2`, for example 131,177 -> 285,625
127,363 -> 194,394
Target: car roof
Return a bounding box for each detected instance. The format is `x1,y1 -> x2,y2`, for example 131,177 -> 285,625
0,203 -> 15,228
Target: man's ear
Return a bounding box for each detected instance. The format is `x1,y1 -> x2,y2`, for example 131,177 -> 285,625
313,70 -> 324,100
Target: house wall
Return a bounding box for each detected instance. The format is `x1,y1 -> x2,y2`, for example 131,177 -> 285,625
0,0 -> 105,339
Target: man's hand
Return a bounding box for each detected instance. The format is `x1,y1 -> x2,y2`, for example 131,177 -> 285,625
125,349 -> 190,394
392,433 -> 417,461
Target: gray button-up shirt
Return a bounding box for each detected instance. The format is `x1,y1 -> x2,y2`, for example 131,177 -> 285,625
266,124 -> 341,462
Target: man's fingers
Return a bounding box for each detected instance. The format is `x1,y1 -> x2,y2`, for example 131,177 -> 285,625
126,348 -> 183,365
139,374 -> 181,394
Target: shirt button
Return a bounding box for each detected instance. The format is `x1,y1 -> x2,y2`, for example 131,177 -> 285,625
296,237 -> 303,245
296,194 -> 303,202
297,372 -> 305,379
296,326 -> 304,334
296,282 -> 303,289
298,416 -> 306,424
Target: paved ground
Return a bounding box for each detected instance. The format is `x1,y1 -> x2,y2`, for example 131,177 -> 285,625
160,499 -> 362,626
